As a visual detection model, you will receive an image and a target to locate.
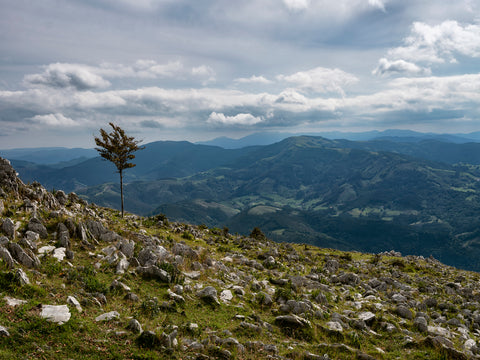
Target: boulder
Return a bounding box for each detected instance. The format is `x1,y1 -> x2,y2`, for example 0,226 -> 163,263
40,305 -> 71,325
275,315 -> 311,329
95,311 -> 120,322
1,218 -> 15,239
136,265 -> 171,283
15,268 -> 30,285
27,217 -> 48,239
0,246 -> 14,268
197,286 -> 219,305
396,305 -> 413,320
127,319 -> 143,334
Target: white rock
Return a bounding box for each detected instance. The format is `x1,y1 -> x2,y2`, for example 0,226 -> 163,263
465,339 -> 477,351
428,326 -> 451,338
326,321 -> 343,332
358,311 -> 376,323
220,290 -> 233,303
95,311 -> 120,322
38,245 -> 56,255
67,296 -> 82,313
53,247 -> 66,261
0,326 -> 9,337
4,296 -> 27,307
41,305 -> 71,325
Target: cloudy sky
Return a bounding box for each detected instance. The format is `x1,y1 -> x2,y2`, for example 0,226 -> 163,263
1,0 -> 479,148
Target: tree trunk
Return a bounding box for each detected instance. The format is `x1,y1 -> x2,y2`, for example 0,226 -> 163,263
120,169 -> 124,218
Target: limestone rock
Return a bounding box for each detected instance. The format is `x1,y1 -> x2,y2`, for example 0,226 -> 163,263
67,296 -> 82,313
41,305 -> 71,325
220,289 -> 233,303
4,296 -> 27,307
136,265 -> 171,282
1,218 -> 15,239
197,286 -> 219,305
15,268 -> 30,285
275,315 -> 311,329
0,326 -> 9,337
127,319 -> 143,334
0,246 -> 14,268
27,217 -> 48,239
95,311 -> 120,322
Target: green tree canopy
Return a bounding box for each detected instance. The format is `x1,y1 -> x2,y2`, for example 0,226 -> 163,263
94,122 -> 144,217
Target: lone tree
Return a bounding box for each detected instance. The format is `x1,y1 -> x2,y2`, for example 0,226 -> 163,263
94,122 -> 144,217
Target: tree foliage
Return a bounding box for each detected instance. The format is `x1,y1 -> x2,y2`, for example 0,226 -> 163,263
94,122 -> 143,217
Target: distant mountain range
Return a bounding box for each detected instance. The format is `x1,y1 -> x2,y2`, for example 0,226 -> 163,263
5,131 -> 480,270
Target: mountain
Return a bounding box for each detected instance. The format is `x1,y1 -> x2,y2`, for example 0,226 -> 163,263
2,157 -> 480,360
72,136 -> 480,271
0,147 -> 97,164
198,129 -> 480,149
11,141 -> 258,193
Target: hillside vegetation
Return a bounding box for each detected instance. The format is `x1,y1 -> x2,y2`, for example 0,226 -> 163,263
3,157 -> 480,359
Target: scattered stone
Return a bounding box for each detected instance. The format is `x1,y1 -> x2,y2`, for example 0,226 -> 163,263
95,311 -> 120,322
127,319 -> 143,334
15,268 -> 30,285
358,311 -> 376,326
67,296 -> 82,313
0,245 -> 14,268
396,305 -> 413,320
326,321 -> 343,332
53,247 -> 66,261
116,258 -> 130,274
197,286 -> 219,305
4,296 -> 27,307
27,217 -> 48,239
110,279 -> 131,292
1,218 -> 15,238
136,265 -> 171,282
414,317 -> 428,332
41,305 -> 71,325
9,243 -> 40,268
0,326 -> 9,337
275,315 -> 311,329
220,289 -> 233,303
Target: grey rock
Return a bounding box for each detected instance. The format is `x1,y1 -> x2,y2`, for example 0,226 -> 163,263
127,319 -> 143,334
27,217 -> 48,239
324,259 -> 339,274
24,230 -> 39,243
239,321 -> 262,333
124,292 -> 140,302
2,218 -> 15,238
41,305 -> 71,325
0,326 -> 9,337
220,289 -> 233,303
326,321 -> 343,332
15,268 -> 30,285
118,239 -> 135,258
110,279 -> 131,292
256,291 -> 273,306
137,246 -> 169,266
55,190 -> 68,205
172,242 -> 198,259
116,258 -> 130,274
197,286 -> 219,304
4,296 -> 27,306
86,220 -> 108,240
9,243 -> 39,268
414,317 -> 428,332
337,272 -> 360,286
396,305 -> 414,320
95,311 -> 120,322
358,311 -> 376,326
275,314 -> 311,329
0,246 -> 14,268
67,296 -> 82,313
136,265 -> 171,283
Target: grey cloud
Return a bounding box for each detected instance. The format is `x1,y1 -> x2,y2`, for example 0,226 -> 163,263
24,63 -> 111,91
139,120 -> 165,128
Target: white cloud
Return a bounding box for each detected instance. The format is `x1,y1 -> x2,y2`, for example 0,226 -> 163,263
234,75 -> 272,84
24,63 -> 111,90
386,20 -> 480,65
207,112 -> 264,126
276,67 -> 358,94
31,113 -> 78,127
191,65 -> 216,85
368,0 -> 386,11
373,58 -> 431,76
282,0 -> 310,11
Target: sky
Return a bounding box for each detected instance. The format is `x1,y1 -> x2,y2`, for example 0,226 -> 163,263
0,0 -> 479,148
